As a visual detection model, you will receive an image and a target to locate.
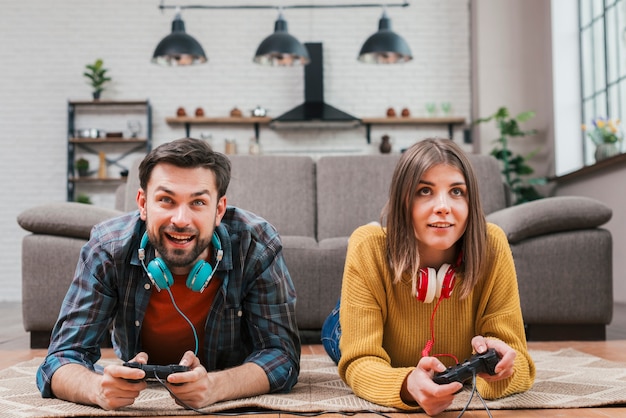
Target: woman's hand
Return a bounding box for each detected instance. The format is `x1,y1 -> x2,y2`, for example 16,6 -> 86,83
402,356 -> 463,416
471,336 -> 516,382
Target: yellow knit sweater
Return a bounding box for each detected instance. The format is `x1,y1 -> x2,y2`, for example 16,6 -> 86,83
337,223 -> 535,410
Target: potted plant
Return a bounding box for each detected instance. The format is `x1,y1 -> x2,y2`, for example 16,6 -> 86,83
76,194 -> 92,204
83,58 -> 111,100
474,106 -> 545,205
75,157 -> 89,177
582,117 -> 623,162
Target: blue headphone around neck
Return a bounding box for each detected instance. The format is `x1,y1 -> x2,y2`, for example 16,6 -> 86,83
138,231 -> 223,293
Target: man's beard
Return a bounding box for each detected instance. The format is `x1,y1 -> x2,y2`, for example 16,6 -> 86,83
151,227 -> 213,269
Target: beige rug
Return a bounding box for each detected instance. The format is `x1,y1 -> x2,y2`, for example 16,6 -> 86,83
2,349 -> 626,417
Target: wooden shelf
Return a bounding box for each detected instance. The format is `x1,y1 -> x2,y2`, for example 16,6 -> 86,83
69,137 -> 148,144
166,116 -> 271,140
166,116 -> 271,124
165,115 -> 467,143
361,116 -> 466,143
360,116 -> 466,124
69,177 -> 127,183
68,99 -> 150,106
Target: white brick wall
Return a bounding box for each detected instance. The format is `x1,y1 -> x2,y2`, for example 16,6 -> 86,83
0,0 -> 470,301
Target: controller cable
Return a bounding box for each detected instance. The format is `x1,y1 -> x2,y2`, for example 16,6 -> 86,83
455,371 -> 492,418
420,297 -> 493,417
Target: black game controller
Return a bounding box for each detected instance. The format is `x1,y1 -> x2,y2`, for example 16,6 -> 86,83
433,348 -> 500,385
123,362 -> 190,383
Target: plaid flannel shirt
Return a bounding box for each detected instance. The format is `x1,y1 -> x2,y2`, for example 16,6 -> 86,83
37,207 -> 300,397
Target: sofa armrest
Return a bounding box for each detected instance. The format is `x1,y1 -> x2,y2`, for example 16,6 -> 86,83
485,196 -> 612,244
17,202 -> 122,240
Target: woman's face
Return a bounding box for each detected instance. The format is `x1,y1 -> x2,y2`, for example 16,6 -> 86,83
411,163 -> 469,262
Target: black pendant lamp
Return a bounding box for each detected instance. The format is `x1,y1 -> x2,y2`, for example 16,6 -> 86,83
253,10 -> 310,66
152,9 -> 207,66
358,9 -> 412,64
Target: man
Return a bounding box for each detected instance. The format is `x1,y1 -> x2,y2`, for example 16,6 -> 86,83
36,138 -> 301,410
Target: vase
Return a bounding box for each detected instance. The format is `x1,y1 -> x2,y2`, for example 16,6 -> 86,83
594,143 -> 620,162
379,135 -> 392,154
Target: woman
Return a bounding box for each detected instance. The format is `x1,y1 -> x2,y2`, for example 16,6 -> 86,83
322,138 -> 535,415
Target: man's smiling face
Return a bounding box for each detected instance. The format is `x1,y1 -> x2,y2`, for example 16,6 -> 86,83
136,163 -> 226,276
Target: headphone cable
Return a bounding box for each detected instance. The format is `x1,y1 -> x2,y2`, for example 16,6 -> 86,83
166,287 -> 199,357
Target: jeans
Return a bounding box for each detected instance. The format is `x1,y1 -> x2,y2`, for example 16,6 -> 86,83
321,298 -> 342,364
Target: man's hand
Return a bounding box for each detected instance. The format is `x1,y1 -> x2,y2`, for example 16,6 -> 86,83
471,336 -> 516,382
165,350 -> 271,410
164,351 -> 212,409
51,352 -> 150,411
401,356 -> 463,416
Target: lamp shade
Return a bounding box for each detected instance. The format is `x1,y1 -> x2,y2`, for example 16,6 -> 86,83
253,12 -> 310,66
358,11 -> 412,64
152,12 -> 207,66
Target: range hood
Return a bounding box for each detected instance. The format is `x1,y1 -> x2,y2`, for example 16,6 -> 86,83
270,43 -> 361,129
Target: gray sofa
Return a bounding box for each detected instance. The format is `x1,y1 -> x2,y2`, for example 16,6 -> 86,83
18,153 -> 613,348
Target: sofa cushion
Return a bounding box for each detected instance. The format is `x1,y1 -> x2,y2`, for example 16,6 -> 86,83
316,155 -> 400,241
227,155 -> 316,238
466,154 -> 508,214
17,202 -> 121,239
486,196 -> 612,243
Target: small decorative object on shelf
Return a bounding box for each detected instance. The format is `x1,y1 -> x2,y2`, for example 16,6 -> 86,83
98,151 -> 107,179
582,117 -> 623,162
230,107 -> 243,117
425,102 -> 437,116
127,119 -> 141,138
386,107 -> 396,117
76,157 -> 90,177
177,107 -> 187,117
251,106 -> 267,117
83,59 -> 111,100
249,137 -> 261,155
379,134 -> 392,154
225,139 -> 237,154
195,107 -> 205,117
401,107 -> 410,117
441,102 -> 452,115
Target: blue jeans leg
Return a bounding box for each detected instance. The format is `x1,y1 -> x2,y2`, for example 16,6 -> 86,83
321,298 -> 342,364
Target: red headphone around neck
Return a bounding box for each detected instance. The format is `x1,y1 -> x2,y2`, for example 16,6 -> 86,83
415,251 -> 463,303
416,264 -> 456,303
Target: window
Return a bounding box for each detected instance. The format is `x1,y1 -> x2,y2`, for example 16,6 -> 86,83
579,0 -> 626,164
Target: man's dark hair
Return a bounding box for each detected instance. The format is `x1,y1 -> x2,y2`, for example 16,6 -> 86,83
138,137 -> 231,198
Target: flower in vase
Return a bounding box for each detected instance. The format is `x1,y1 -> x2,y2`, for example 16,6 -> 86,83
582,117 -> 622,145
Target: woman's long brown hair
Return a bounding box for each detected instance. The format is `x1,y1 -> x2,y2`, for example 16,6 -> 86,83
381,138 -> 487,298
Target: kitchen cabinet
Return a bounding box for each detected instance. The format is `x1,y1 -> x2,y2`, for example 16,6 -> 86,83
67,99 -> 152,202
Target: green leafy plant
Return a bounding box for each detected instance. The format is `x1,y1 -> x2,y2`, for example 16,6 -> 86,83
76,194 -> 92,204
75,157 -> 89,176
475,106 -> 545,205
83,58 -> 111,99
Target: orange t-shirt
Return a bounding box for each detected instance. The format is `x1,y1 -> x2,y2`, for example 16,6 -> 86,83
140,273 -> 221,365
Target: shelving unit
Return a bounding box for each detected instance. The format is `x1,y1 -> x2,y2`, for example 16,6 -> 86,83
67,100 -> 152,202
164,115 -> 466,144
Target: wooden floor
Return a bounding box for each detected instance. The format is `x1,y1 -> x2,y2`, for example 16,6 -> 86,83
3,301 -> 626,417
